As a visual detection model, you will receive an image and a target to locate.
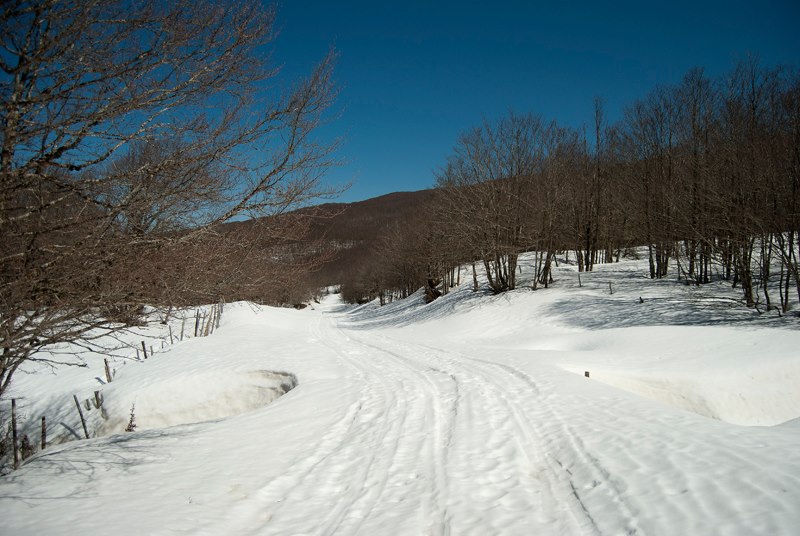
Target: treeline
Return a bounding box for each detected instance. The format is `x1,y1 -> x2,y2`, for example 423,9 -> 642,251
342,58 -> 800,312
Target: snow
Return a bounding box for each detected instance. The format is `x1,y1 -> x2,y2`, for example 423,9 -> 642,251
1,254 -> 799,535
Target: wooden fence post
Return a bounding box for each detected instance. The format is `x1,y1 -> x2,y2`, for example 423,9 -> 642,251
180,317 -> 186,341
141,341 -> 148,360
168,325 -> 174,345
41,416 -> 46,450
194,310 -> 200,337
94,391 -> 103,409
11,399 -> 19,470
104,358 -> 113,383
73,395 -> 90,439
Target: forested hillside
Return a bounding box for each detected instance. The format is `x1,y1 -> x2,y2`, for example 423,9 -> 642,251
331,60 -> 800,314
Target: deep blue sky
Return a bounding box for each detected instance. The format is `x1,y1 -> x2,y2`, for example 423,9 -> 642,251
274,1 -> 799,203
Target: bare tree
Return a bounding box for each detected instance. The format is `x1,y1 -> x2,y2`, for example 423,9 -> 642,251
774,70 -> 800,311
528,123 -> 579,289
1,0 -> 338,398
617,86 -> 681,279
435,114 -> 550,293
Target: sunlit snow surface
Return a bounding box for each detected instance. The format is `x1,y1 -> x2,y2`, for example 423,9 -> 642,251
1,255 -> 799,535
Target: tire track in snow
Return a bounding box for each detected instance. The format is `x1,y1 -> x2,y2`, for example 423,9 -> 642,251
216,393 -> 372,535
463,358 -> 611,535
460,358 -> 601,535
380,336 -> 642,535
224,312 -> 460,535
353,334 -> 583,534
328,337 -> 459,535
206,315 -> 402,535
215,309 -> 641,535
457,355 -> 642,535
264,316 -> 412,535
472,359 -> 642,535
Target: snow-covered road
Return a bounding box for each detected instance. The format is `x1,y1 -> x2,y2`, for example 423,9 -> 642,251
205,294 -> 798,535
249,299 -> 797,536
190,303 -> 619,535
246,309 -> 590,535
2,262 -> 799,535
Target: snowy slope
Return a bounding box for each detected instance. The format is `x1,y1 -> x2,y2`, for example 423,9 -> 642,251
1,255 -> 799,535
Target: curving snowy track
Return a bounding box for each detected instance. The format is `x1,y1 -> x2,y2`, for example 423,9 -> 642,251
223,306 -> 590,535
203,297 -> 800,535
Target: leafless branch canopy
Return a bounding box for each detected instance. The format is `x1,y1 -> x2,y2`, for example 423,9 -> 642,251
1,0 -> 339,398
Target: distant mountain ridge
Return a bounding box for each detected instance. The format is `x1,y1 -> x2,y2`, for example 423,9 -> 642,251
304,188 -> 435,286
305,189 -> 435,242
